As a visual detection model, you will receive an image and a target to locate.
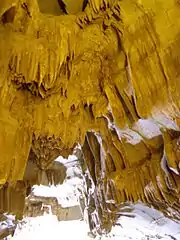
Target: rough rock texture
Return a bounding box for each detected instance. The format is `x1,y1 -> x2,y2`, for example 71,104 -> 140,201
24,155 -> 67,186
0,161 -> 67,218
0,214 -> 17,239
0,0 -> 180,234
24,195 -> 82,221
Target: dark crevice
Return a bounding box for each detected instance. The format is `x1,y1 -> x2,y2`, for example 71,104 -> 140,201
131,95 -> 141,119
89,104 -> 94,118
112,12 -> 121,22
114,85 -> 134,124
21,3 -> 32,18
166,129 -> 180,140
82,0 -> 89,11
57,0 -> 68,14
1,6 -> 16,24
107,153 -> 116,172
58,0 -> 88,14
84,103 -> 94,119
71,104 -> 75,112
64,89 -> 67,98
82,136 -> 97,185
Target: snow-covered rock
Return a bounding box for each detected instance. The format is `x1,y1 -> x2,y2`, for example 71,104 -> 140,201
9,155 -> 180,240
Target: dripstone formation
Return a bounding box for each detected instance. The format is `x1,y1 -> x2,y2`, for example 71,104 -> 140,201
0,0 -> 179,234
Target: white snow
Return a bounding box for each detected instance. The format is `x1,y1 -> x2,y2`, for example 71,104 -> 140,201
169,167 -> 179,176
153,113 -> 178,130
11,216 -> 90,240
115,126 -> 142,145
32,183 -> 80,208
109,204 -> 180,240
8,155 -> 180,240
108,118 -> 162,145
10,204 -> 180,240
0,214 -> 15,232
133,118 -> 161,139
55,154 -> 78,165
32,154 -> 83,208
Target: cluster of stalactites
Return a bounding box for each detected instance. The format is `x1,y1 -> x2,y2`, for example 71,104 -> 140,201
82,119 -> 180,233
0,0 -> 179,233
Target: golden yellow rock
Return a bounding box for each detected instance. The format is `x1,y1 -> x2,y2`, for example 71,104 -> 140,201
0,0 -> 179,233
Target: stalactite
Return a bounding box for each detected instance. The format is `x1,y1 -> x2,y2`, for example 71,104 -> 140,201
0,0 -> 179,235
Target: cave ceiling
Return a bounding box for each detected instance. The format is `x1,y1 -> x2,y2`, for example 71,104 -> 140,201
0,0 -> 179,233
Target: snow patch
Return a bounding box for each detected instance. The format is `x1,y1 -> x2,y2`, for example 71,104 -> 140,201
133,118 -> 161,139
32,155 -> 82,208
11,204 -> 180,240
154,114 -> 178,130
12,216 -> 90,240
169,167 -> 179,175
32,183 -> 80,208
115,126 -> 142,145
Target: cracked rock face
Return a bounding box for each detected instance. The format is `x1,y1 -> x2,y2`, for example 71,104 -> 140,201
0,0 -> 179,234
24,195 -> 82,221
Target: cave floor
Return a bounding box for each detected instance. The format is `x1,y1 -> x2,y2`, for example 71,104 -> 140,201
10,204 -> 180,240
4,155 -> 180,240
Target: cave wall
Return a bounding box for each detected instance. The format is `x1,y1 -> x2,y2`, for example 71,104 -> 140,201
0,0 -> 179,233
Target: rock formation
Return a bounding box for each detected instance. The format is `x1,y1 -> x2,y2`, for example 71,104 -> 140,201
0,0 -> 179,234
0,214 -> 17,239
24,195 -> 82,221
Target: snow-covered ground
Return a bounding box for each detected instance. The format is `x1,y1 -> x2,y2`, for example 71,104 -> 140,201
7,155 -> 180,240
11,204 -> 180,240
